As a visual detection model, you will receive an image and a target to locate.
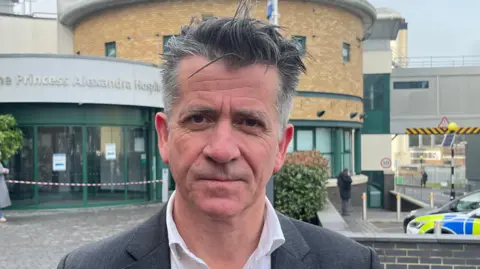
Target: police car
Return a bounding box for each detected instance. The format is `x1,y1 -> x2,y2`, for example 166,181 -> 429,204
406,207 -> 480,235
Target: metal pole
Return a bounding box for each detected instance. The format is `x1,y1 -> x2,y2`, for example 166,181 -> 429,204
396,194 -> 401,220
450,146 -> 455,201
351,129 -> 355,175
272,0 -> 279,25
430,192 -> 434,208
362,192 -> 367,220
434,221 -> 442,235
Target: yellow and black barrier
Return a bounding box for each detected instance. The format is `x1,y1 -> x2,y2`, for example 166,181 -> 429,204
405,127 -> 480,135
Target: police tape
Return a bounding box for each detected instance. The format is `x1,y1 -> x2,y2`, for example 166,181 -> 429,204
5,179 -> 163,187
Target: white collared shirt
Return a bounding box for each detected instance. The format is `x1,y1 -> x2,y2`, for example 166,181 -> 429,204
166,191 -> 285,269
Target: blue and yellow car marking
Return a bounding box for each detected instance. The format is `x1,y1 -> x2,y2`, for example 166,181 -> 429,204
407,210 -> 480,235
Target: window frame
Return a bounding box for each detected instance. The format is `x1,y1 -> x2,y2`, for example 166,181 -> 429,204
342,42 -> 350,63
291,35 -> 306,55
292,127 -> 334,175
393,81 -> 429,90
105,41 -> 117,57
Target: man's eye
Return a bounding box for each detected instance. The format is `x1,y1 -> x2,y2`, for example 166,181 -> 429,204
190,115 -> 206,123
241,119 -> 260,127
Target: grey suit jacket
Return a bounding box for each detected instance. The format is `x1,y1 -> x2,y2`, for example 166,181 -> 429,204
57,204 -> 380,269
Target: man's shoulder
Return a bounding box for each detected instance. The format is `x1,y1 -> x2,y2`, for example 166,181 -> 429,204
58,224 -> 139,269
285,217 -> 377,267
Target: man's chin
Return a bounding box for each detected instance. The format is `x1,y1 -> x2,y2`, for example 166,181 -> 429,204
195,198 -> 245,219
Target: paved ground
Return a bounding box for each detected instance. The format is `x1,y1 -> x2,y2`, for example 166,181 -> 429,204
0,203 -> 162,269
343,207 -> 407,234
398,185 -> 467,206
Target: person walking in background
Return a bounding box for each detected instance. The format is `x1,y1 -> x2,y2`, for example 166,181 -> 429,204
337,168 -> 353,216
421,169 -> 428,188
0,159 -> 12,222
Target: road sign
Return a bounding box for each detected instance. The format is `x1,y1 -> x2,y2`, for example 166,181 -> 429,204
380,157 -> 392,169
438,116 -> 449,128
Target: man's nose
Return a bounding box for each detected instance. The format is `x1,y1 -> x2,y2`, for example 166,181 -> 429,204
203,119 -> 240,164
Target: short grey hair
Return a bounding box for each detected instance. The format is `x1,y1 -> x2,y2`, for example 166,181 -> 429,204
161,16 -> 306,129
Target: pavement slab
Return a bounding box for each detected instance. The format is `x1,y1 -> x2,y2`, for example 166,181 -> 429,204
0,203 -> 162,269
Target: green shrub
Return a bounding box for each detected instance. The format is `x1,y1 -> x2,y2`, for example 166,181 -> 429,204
274,162 -> 329,222
0,114 -> 24,162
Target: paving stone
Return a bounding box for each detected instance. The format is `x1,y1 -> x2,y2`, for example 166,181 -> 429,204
0,203 -> 163,269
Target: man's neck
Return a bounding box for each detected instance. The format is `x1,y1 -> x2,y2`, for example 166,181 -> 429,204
172,194 -> 266,268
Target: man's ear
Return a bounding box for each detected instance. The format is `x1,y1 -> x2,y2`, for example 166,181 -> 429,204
273,124 -> 294,173
155,112 -> 169,164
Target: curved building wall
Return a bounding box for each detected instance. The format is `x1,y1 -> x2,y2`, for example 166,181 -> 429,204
72,0 -> 366,123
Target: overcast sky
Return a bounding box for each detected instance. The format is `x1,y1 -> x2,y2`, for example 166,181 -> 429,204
368,0 -> 480,58
28,0 -> 480,58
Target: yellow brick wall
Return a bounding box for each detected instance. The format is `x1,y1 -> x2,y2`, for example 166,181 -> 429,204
74,0 -> 364,123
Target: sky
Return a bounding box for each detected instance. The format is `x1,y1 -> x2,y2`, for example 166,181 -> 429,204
25,0 -> 480,58
368,0 -> 480,58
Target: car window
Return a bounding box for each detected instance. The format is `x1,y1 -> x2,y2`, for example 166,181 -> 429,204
456,192 -> 480,212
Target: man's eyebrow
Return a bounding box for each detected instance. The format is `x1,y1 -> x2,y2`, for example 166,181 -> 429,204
180,106 -> 217,117
233,109 -> 269,121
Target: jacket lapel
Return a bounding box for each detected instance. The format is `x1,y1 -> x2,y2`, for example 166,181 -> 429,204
122,204 -> 171,269
272,212 -> 312,269
120,206 -> 313,269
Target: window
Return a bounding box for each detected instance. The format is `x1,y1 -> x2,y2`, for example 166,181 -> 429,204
343,130 -> 352,171
105,42 -> 116,57
434,135 -> 444,146
363,74 -> 387,111
364,85 -> 384,111
292,36 -> 306,54
315,128 -> 333,171
421,134 -> 432,148
296,129 -> 314,151
163,35 -> 178,53
456,192 -> 480,212
342,43 -> 350,63
409,135 -> 419,147
7,127 -> 34,204
393,81 -> 429,89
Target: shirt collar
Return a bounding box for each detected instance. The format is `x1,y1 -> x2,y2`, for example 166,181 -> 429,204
166,190 -> 285,257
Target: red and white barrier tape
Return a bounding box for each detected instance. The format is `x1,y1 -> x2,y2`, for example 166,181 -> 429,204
5,179 -> 163,187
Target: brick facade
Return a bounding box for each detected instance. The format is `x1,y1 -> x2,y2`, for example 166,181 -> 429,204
345,233 -> 480,269
73,0 -> 364,122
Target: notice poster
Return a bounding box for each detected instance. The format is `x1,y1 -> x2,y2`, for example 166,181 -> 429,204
52,153 -> 66,171
134,137 -> 145,152
105,143 -> 116,160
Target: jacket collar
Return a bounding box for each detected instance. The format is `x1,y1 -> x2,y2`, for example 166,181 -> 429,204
123,203 -> 311,269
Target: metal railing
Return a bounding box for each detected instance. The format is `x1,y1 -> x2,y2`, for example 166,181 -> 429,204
393,55 -> 480,68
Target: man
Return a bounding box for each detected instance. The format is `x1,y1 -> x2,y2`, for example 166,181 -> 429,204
337,168 -> 353,216
421,169 -> 428,188
57,15 -> 380,269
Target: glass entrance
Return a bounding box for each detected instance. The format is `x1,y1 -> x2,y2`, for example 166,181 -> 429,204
37,126 -> 83,206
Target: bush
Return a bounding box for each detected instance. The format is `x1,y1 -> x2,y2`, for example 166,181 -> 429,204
0,114 -> 24,162
274,150 -> 329,223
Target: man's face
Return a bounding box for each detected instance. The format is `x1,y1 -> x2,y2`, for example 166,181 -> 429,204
155,56 -> 293,218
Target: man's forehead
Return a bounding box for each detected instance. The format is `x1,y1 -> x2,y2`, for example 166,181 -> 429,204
177,56 -> 279,84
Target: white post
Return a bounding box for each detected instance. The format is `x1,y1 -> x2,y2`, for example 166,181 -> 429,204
162,168 -> 169,203
396,194 -> 401,220
430,192 -> 434,208
362,192 -> 367,220
271,0 -> 279,25
152,156 -> 157,201
351,129 -> 355,175
434,221 -> 442,235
